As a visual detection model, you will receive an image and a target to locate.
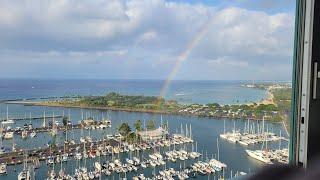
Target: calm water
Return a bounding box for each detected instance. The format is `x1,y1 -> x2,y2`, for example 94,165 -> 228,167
0,79 -> 267,104
0,79 -> 287,179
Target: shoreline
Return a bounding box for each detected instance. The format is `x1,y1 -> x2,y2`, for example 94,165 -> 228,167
6,101 -> 282,123
244,89 -> 275,106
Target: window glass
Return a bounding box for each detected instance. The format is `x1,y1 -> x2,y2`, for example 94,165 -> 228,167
0,0 -> 295,179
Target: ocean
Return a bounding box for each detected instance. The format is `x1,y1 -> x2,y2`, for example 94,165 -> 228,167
0,79 -> 286,179
0,79 -> 267,104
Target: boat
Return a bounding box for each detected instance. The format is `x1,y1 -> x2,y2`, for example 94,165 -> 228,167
0,146 -> 5,154
75,153 -> 82,160
21,130 -> 28,139
18,156 -> 31,180
88,171 -> 94,179
4,132 -> 13,139
47,169 -> 56,180
80,137 -> 86,143
0,163 -> 6,175
33,158 -> 40,169
0,130 -> 5,154
2,106 -> 15,125
58,169 -> 65,179
245,150 -> 273,164
18,170 -> 31,180
1,120 -> 14,125
30,131 -> 36,138
62,153 -> 68,162
47,156 -> 54,165
94,162 -> 101,171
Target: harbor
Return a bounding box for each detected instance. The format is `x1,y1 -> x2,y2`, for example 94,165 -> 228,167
0,101 -> 288,179
220,118 -> 289,165
0,108 -> 238,179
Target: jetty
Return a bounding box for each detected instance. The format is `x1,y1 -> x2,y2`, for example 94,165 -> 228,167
0,115 -> 63,122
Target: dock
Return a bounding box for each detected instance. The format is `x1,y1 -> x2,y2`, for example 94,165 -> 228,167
0,138 -> 117,165
0,115 -> 63,122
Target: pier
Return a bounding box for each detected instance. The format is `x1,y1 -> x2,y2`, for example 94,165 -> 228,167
0,135 -> 194,166
0,115 -> 63,122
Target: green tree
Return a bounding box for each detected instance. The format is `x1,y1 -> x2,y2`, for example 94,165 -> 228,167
62,116 -> 68,127
134,120 -> 143,132
118,123 -> 131,137
147,120 -> 156,130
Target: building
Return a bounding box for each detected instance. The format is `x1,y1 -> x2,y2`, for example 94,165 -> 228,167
138,127 -> 168,142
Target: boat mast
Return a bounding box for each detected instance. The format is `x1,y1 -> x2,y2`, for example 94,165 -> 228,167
279,130 -> 282,150
43,110 -> 46,128
217,137 -> 220,161
244,122 -> 246,134
189,124 -> 192,139
81,109 -> 84,121
6,106 -> 8,121
247,119 -> 250,134
185,124 -> 188,138
196,141 -> 198,152
262,115 -> 265,135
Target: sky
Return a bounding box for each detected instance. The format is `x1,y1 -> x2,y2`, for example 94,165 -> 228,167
0,0 -> 296,80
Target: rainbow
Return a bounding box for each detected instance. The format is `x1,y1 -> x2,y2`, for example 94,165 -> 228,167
159,17 -> 215,98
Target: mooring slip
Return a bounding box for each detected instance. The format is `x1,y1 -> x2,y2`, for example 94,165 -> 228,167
0,138 -> 116,165
1,119 -> 112,135
0,115 -> 63,122
1,124 -> 82,134
0,135 -> 194,166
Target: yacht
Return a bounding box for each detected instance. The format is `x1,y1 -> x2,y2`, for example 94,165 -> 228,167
47,169 -> 56,180
0,146 -> 5,154
21,130 -> 28,139
30,131 -> 37,138
62,153 -> 68,162
4,132 -> 14,139
18,170 -> 31,180
245,150 -> 273,164
2,106 -> 15,125
0,163 -> 7,175
1,119 -> 15,125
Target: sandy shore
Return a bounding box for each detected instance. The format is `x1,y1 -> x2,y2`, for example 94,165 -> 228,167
245,89 -> 275,106
261,90 -> 275,105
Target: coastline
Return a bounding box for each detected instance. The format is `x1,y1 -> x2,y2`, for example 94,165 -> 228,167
7,100 -> 282,123
245,89 -> 275,106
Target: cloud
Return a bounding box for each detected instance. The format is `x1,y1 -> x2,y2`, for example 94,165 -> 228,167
0,0 -> 295,80
208,57 -> 249,68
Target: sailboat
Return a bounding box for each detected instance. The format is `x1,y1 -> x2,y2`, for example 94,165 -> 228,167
50,112 -> 57,136
30,131 -> 36,138
64,112 -> 69,144
0,124 -> 4,154
245,120 -> 273,164
0,163 -> 6,175
21,130 -> 28,139
42,110 -> 46,128
58,158 -> 66,179
2,106 -> 15,125
0,132 -> 5,154
4,130 -> 13,139
62,143 -> 68,162
12,135 -> 17,152
18,154 -> 31,180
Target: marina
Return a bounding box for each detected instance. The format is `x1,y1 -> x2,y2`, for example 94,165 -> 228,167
0,80 -> 289,179
220,118 -> 289,165
0,114 -> 234,179
0,104 -> 288,179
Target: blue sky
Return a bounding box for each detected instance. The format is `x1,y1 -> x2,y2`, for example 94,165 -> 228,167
0,0 -> 295,80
